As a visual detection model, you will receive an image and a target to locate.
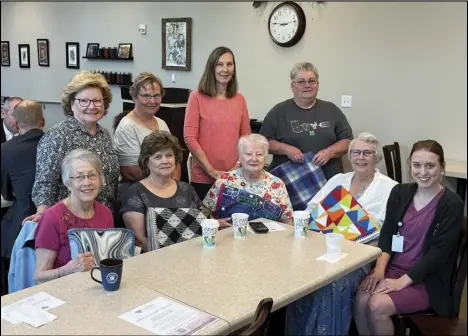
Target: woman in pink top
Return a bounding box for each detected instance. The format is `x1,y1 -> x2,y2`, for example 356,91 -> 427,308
35,149 -> 114,284
184,46 -> 251,200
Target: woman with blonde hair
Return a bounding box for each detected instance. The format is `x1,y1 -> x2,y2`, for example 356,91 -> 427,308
184,46 -> 251,200
29,71 -> 119,222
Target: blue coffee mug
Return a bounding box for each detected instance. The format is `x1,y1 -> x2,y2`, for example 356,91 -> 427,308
90,258 -> 123,292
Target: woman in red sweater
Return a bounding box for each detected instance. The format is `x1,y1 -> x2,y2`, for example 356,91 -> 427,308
184,46 -> 251,200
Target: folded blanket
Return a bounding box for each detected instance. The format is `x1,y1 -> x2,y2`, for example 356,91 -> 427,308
270,152 -> 327,210
215,184 -> 283,221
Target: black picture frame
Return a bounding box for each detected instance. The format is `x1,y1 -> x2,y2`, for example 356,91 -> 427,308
1,41 -> 10,66
117,43 -> 132,59
162,17 -> 192,71
86,43 -> 100,58
18,44 -> 30,68
66,42 -> 80,69
37,38 -> 50,66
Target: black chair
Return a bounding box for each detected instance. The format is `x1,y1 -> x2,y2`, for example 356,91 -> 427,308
383,142 -> 402,183
393,217 -> 467,336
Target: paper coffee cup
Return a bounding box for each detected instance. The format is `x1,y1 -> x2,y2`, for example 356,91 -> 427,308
201,219 -> 220,248
232,213 -> 249,238
293,210 -> 310,237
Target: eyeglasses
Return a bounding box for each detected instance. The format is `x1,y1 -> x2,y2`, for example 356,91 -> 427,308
75,98 -> 104,108
292,79 -> 317,87
138,93 -> 162,101
69,172 -> 100,183
350,149 -> 375,158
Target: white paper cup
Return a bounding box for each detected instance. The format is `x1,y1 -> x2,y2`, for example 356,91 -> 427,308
201,219 -> 220,248
326,233 -> 344,258
293,211 -> 310,237
232,213 -> 249,238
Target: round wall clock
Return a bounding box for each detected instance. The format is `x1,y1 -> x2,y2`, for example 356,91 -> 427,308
268,1 -> 306,48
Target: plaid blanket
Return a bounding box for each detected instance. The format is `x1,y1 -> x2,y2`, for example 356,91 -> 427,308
146,208 -> 208,250
215,184 -> 283,222
270,152 -> 327,210
309,185 -> 381,244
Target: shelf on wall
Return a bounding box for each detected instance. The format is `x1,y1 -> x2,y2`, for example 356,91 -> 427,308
83,56 -> 134,61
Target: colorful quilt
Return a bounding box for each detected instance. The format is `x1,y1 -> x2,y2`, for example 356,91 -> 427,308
309,185 -> 380,244
215,184 -> 283,222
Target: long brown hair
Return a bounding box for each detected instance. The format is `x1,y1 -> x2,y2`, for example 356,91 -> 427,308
198,46 -> 238,98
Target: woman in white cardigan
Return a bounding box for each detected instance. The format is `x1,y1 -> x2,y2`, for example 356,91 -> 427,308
286,132 -> 398,336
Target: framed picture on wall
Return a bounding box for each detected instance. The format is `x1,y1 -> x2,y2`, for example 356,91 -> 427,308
1,41 -> 10,66
117,43 -> 132,59
162,17 -> 192,71
18,44 -> 30,68
66,42 -> 80,69
37,38 -> 49,66
86,43 -> 100,58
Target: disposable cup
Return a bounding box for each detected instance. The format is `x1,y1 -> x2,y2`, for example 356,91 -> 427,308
293,210 -> 309,237
201,219 -> 220,248
232,213 -> 249,238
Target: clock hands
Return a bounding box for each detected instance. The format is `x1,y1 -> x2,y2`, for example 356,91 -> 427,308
272,21 -> 296,26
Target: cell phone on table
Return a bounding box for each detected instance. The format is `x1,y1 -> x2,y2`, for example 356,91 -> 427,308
249,222 -> 269,234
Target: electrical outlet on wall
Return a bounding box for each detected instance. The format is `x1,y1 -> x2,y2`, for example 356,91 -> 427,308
341,95 -> 352,108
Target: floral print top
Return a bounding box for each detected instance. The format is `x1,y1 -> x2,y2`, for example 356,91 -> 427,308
32,116 -> 119,210
202,168 -> 293,222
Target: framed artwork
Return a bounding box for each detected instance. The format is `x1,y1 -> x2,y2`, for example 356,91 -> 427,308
66,42 -> 80,69
86,43 -> 99,58
162,17 -> 192,71
37,38 -> 49,66
18,44 -> 30,68
1,41 -> 10,66
117,43 -> 132,59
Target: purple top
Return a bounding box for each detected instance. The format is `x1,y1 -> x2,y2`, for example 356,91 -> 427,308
35,200 -> 114,269
389,189 -> 444,274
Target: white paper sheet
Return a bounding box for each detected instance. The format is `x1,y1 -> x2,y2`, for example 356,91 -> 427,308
1,292 -> 65,325
316,252 -> 348,264
9,303 -> 57,328
119,297 -> 218,335
247,221 -> 287,234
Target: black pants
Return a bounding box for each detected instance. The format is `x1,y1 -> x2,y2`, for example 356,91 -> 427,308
1,257 -> 10,296
190,182 -> 213,202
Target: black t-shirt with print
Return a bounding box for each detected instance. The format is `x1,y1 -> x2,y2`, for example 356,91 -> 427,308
260,98 -> 353,179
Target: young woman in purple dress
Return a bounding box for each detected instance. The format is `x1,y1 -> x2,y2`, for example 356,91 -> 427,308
353,140 -> 464,335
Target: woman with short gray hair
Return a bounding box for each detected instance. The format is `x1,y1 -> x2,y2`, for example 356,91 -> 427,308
260,61 -> 353,180
34,149 -> 114,284
203,134 -> 293,224
287,132 -> 398,336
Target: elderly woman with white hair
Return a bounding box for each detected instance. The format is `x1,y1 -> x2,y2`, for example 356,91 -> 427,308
203,134 -> 293,224
286,132 -> 398,336
34,149 -> 114,284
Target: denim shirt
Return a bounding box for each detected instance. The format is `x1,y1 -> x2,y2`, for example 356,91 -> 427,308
8,221 -> 37,293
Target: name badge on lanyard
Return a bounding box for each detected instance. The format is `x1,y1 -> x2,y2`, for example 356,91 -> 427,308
391,222 -> 404,253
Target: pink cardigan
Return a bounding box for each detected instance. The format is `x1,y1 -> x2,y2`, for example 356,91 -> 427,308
184,90 -> 251,184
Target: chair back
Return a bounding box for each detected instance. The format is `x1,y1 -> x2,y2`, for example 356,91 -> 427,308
187,153 -> 193,183
454,217 -> 467,316
383,142 -> 402,183
240,298 -> 274,336
68,228 -> 135,265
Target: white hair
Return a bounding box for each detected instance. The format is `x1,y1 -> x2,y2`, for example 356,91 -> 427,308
348,132 -> 384,163
290,62 -> 319,81
61,149 -> 105,188
238,134 -> 269,156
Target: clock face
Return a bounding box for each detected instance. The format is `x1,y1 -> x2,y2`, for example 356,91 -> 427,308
268,2 -> 306,47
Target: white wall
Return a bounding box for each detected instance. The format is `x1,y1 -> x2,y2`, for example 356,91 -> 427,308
2,1 -> 467,182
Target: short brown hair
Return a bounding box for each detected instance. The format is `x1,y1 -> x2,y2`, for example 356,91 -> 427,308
61,71 -> 112,116
198,46 -> 238,98
138,131 -> 184,178
13,100 -> 43,129
409,140 -> 445,169
129,72 -> 165,100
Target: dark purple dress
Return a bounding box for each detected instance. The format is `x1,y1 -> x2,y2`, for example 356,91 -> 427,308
384,189 -> 444,313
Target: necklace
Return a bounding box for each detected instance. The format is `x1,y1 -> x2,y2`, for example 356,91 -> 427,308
240,170 -> 265,187
132,111 -> 157,130
354,175 -> 373,199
